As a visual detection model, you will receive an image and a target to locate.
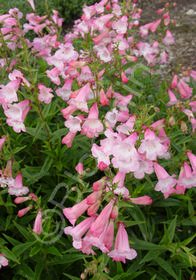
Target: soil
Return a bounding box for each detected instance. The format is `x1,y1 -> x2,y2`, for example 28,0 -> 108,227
137,0 -> 196,78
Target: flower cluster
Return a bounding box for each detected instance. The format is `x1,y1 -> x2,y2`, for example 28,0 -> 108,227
0,0 -> 195,271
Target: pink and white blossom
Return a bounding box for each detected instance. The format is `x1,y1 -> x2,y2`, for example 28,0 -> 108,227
108,223 -> 137,263
38,84 -> 54,104
0,254 -> 8,269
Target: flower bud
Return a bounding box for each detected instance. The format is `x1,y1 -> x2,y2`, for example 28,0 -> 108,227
33,210 -> 42,235
181,121 -> 188,134
87,201 -> 101,216
129,196 -> 152,205
168,116 -> 175,126
87,191 -> 102,205
110,205 -> 118,219
17,205 -> 33,217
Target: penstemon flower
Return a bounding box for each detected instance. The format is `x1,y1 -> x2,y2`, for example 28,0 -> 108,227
108,223 -> 137,263
0,255 -> 8,269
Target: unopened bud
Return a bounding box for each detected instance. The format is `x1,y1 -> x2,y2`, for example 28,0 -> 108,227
15,196 -> 31,204
110,205 -> 118,219
80,273 -> 87,279
181,121 -> 188,134
154,107 -> 160,113
168,116 -> 175,126
87,201 -> 101,216
17,205 -> 33,217
93,177 -> 107,191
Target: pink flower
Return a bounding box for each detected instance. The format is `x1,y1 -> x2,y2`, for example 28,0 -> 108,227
160,51 -> 169,64
33,210 -> 42,235
38,84 -> 54,104
90,199 -> 115,236
162,30 -> 175,45
17,205 -> 33,217
26,0 -> 35,11
87,201 -> 101,216
62,131 -> 77,148
154,162 -> 177,198
129,196 -> 152,205
81,103 -> 103,138
108,223 -> 137,263
64,116 -> 83,133
92,29 -> 109,45
46,68 -> 61,85
14,193 -> 36,204
103,220 -> 114,251
113,171 -> 125,188
0,79 -> 20,105
163,12 -> 170,26
61,105 -> 77,120
178,79 -> 192,99
100,89 -> 109,106
86,190 -> 102,205
138,128 -> 168,161
112,16 -> 128,34
0,159 -> 14,188
139,23 -> 152,37
167,90 -> 179,106
0,254 -> 8,269
64,216 -> 95,249
186,152 -> 196,174
63,198 -> 89,226
68,83 -> 91,113
9,70 -> 30,88
178,162 -> 196,188
171,75 -> 178,89
91,144 -> 110,170
56,79 -> 73,101
83,223 -> 110,253
92,177 -> 107,191
133,156 -> 154,179
4,100 -> 31,133
121,72 -> 129,83
150,19 -> 161,32
75,163 -> 84,175
8,172 -> 29,196
189,101 -> 196,112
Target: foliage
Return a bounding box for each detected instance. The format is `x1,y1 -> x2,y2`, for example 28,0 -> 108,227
0,0 -> 196,279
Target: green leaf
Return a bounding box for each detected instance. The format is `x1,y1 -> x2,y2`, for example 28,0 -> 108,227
119,201 -> 134,208
155,257 -> 179,280
117,262 -> 124,274
131,239 -> 166,251
26,127 -> 48,141
13,221 -> 33,241
17,264 -> 34,280
114,272 -> 145,280
3,234 -> 21,246
29,246 -> 41,257
49,254 -> 90,264
34,261 -> 45,280
63,274 -> 80,280
140,250 -> 163,264
12,145 -> 27,154
1,247 -> 20,264
168,216 -> 177,242
51,128 -> 68,142
12,241 -> 36,257
44,246 -> 62,256
180,233 -> 196,246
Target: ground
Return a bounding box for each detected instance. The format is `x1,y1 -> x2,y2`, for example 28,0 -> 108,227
138,0 -> 196,77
